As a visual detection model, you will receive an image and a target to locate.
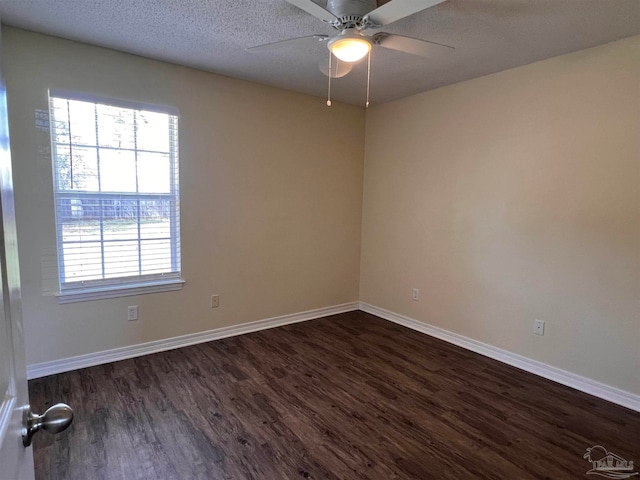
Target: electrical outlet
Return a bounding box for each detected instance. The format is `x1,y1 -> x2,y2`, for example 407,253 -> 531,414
412,288 -> 419,301
211,294 -> 219,308
127,305 -> 138,321
533,319 -> 545,336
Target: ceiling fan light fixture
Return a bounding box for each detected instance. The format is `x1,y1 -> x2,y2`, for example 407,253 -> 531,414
328,35 -> 371,63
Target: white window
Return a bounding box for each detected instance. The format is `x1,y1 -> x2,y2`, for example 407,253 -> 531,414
49,90 -> 183,302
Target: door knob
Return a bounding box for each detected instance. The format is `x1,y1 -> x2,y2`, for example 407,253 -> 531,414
22,403 -> 74,447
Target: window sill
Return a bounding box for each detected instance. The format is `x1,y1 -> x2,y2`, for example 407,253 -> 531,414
56,279 -> 185,304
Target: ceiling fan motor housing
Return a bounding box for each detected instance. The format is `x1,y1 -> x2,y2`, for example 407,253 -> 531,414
327,0 -> 377,29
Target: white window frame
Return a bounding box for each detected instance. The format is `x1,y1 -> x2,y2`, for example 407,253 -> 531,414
49,90 -> 184,303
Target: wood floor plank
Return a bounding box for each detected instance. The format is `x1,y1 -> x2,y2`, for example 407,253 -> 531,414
29,311 -> 640,479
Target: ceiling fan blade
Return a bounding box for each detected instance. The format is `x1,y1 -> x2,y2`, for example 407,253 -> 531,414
373,32 -> 454,57
247,35 -> 329,52
364,0 -> 447,27
285,0 -> 339,24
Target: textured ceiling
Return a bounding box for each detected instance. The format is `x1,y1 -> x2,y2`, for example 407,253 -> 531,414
0,0 -> 638,106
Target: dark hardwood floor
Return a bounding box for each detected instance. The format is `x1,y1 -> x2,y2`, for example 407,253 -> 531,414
29,311 -> 640,479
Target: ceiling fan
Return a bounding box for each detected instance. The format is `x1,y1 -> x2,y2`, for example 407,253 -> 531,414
248,0 -> 454,106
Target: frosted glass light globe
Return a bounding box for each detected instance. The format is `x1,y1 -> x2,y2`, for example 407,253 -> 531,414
329,37 -> 371,63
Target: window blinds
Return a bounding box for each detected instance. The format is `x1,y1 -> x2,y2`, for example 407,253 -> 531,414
49,91 -> 181,293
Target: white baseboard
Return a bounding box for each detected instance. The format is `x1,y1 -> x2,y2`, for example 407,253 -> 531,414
27,302 -> 359,380
29,300 -> 640,413
360,302 -> 640,413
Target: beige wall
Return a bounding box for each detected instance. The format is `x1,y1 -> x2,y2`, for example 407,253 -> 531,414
3,27 -> 365,366
361,36 -> 640,395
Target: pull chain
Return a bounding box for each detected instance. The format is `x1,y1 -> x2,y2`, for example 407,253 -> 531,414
327,51 -> 332,107
366,49 -> 371,108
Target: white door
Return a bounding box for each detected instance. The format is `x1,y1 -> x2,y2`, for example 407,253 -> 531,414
0,23 -> 35,479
